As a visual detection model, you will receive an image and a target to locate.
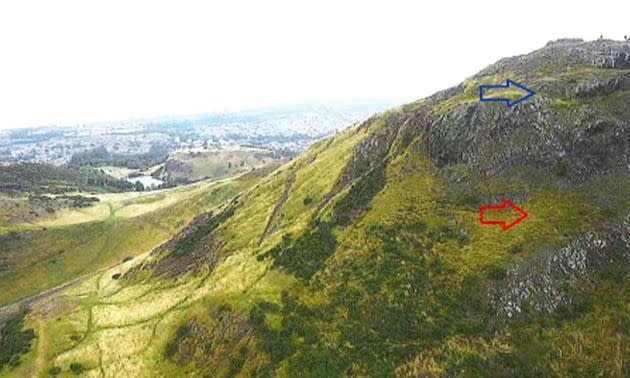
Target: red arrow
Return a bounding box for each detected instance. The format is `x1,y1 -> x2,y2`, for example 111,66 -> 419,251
479,199 -> 527,231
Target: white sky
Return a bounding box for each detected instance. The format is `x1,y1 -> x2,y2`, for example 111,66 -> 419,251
0,0 -> 629,130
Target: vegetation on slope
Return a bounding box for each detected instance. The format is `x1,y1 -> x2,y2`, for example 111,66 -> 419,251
259,219 -> 336,280
0,312 -> 35,371
69,145 -> 169,170
171,205 -> 237,258
0,163 -> 134,193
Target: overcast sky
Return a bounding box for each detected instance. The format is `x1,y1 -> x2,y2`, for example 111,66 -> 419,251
0,0 -> 629,130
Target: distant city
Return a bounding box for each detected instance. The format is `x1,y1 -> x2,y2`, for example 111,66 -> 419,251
0,101 -> 397,165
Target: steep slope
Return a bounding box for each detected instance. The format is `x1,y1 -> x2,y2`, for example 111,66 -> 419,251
2,39 -> 630,377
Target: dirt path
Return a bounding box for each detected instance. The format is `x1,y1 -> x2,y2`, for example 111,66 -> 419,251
258,169 -> 295,245
0,276 -> 85,329
0,253 -> 133,329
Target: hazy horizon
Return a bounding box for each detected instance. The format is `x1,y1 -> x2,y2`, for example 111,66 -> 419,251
0,98 -> 400,133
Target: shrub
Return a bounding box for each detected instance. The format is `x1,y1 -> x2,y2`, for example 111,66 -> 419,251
509,244 -> 524,254
69,362 -> 84,374
487,266 -> 508,280
0,312 -> 36,370
165,323 -> 192,359
553,161 -> 569,177
48,366 -> 61,375
263,220 -> 337,280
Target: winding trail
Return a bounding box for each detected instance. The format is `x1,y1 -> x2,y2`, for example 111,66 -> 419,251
258,169 -> 295,245
0,255 -> 131,329
0,277 -> 84,330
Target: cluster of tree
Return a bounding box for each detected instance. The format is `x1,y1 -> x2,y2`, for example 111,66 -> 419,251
0,312 -> 36,371
24,194 -> 100,215
69,144 -> 168,170
0,163 -> 134,193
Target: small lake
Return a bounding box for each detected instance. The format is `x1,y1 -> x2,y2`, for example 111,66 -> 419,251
126,175 -> 164,189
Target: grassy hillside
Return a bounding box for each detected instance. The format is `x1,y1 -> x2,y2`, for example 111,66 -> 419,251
0,174 -> 264,308
155,145 -> 285,185
1,39 -> 629,377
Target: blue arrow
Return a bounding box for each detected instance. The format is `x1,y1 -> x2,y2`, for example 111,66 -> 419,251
479,79 -> 535,108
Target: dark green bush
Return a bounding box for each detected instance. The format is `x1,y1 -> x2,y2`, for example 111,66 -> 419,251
487,266 -> 508,280
165,323 -> 192,359
553,161 -> 569,177
509,244 -> 524,254
0,312 -> 36,370
48,366 -> 61,375
263,220 -> 336,280
69,362 -> 84,374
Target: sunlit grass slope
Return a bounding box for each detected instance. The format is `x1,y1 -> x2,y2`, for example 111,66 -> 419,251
0,121 -> 369,377
0,177 -> 257,307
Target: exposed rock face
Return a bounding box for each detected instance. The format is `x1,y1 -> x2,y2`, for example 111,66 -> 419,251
595,43 -> 630,69
574,74 -> 630,98
476,39 -> 630,77
364,41 -> 630,184
490,213 -> 630,319
385,96 -> 630,184
342,39 -> 630,325
339,112 -> 402,183
124,204 -> 238,279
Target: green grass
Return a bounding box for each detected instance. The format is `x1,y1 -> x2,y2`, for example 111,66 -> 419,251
550,98 -> 583,112
430,74 -> 525,116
